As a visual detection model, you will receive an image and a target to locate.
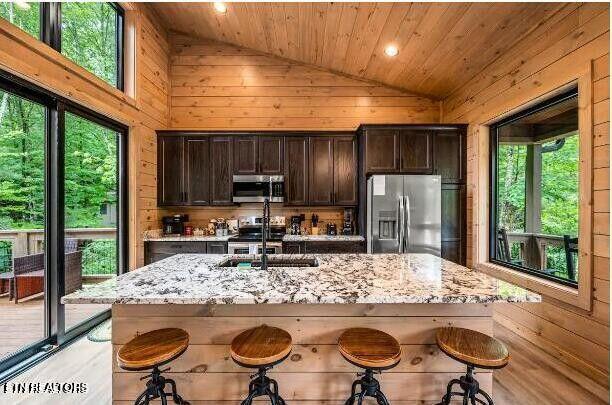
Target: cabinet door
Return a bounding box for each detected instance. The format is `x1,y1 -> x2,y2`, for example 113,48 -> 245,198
158,135 -> 184,205
284,137 -> 309,205
282,242 -> 303,254
233,136 -> 258,174
365,129 -> 399,173
210,136 -> 234,205
207,242 -> 228,254
441,184 -> 465,265
435,129 -> 465,183
259,136 -> 284,174
333,136 -> 358,206
399,130 -> 433,173
185,137 -> 210,205
308,137 -> 334,205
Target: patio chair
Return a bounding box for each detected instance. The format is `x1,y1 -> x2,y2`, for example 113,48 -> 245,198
496,228 -> 523,266
8,239 -> 84,303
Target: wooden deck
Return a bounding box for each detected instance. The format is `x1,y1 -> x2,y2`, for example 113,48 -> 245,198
0,294 -> 109,360
1,322 -> 607,404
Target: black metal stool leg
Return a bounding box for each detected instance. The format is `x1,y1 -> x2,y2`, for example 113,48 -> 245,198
134,390 -> 149,405
375,389 -> 391,405
159,387 -> 168,405
478,388 -> 495,405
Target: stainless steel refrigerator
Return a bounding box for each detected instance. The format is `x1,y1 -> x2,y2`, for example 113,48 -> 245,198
367,175 -> 441,255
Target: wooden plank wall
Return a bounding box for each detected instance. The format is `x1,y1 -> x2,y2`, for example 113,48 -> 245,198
441,2 -> 610,390
111,303 -> 493,404
168,33 -> 440,130
0,5 -> 169,269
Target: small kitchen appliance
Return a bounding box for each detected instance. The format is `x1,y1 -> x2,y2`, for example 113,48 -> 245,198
162,214 -> 189,235
290,215 -> 304,235
326,223 -> 337,236
232,175 -> 284,203
342,208 -> 355,235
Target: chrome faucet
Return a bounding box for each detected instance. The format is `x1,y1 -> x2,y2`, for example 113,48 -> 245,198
261,197 -> 270,270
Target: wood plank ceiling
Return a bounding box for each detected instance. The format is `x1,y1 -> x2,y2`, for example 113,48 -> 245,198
149,2 -> 565,99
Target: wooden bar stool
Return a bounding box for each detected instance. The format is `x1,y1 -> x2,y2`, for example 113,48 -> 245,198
338,327 -> 401,405
230,324 -> 292,405
117,328 -> 190,405
435,327 -> 509,405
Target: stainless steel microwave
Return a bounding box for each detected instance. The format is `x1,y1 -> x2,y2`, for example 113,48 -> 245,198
232,175 -> 284,203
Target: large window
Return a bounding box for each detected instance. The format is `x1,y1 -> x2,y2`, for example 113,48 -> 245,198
490,88 -> 579,287
0,2 -> 124,89
0,71 -> 128,379
61,2 -> 123,88
0,1 -> 40,38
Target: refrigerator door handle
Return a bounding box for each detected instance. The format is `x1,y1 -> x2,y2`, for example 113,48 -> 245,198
404,195 -> 411,251
398,197 -> 405,253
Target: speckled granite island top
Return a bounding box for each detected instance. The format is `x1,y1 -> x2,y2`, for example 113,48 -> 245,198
62,254 -> 540,305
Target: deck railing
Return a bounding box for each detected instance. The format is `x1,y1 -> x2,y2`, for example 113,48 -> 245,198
0,228 -> 116,276
505,231 -> 572,278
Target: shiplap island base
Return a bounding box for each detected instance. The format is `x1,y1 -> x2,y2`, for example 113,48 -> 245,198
62,254 -> 540,403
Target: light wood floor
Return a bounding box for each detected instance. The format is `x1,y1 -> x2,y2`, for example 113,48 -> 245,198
1,323 -> 608,404
0,294 -> 109,359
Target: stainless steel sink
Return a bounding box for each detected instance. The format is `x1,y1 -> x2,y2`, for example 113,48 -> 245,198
218,257 -> 319,268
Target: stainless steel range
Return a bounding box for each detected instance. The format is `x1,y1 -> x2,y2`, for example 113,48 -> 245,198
227,216 -> 286,254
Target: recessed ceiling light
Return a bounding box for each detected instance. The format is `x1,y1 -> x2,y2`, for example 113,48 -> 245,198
14,1 -> 31,10
213,2 -> 227,14
384,45 -> 399,57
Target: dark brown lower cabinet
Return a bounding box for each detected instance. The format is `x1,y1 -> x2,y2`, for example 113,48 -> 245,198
282,240 -> 365,254
145,241 -> 228,265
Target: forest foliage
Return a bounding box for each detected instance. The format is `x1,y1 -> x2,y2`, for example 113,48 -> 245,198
0,3 -> 119,274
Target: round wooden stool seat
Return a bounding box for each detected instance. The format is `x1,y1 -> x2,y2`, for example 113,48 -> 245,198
436,327 -> 509,369
231,325 -> 292,367
117,328 -> 189,370
338,327 -> 401,369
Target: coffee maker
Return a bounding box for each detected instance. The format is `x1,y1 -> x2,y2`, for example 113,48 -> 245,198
290,215 -> 304,235
341,208 -> 355,235
162,214 -> 189,235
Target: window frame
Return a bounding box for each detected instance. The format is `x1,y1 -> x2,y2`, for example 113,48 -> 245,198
39,2 -> 125,90
488,87 -> 580,288
0,68 -> 129,381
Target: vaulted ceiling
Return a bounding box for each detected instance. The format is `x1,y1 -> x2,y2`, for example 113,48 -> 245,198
150,2 -> 565,99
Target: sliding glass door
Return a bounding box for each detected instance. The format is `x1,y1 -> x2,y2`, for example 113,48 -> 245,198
63,111 -> 121,332
0,88 -> 48,362
0,72 -> 128,377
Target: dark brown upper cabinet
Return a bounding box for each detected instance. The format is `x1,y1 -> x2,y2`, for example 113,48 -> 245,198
398,129 -> 433,173
185,137 -> 210,205
233,135 -> 284,175
259,136 -> 284,174
233,136 -> 258,174
210,136 -> 234,205
158,136 -> 185,206
309,137 -> 334,205
284,136 -> 309,205
364,128 -> 399,173
158,134 -> 233,207
333,136 -> 358,205
435,128 -> 466,183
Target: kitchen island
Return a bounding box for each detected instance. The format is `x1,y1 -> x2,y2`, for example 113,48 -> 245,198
62,254 -> 539,403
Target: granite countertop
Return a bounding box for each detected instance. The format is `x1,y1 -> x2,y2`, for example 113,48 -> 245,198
282,235 -> 365,242
144,235 -> 234,242
62,253 -> 540,305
